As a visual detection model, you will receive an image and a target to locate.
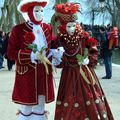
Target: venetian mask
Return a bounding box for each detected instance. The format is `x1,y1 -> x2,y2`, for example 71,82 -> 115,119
33,6 -> 43,22
66,22 -> 76,35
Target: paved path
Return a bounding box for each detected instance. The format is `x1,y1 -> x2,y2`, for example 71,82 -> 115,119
0,62 -> 120,120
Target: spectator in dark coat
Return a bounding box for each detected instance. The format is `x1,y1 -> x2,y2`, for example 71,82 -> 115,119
0,31 -> 5,69
3,32 -> 15,71
99,26 -> 112,79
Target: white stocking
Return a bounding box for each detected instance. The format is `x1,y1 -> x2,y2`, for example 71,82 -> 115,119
17,105 -> 32,120
30,95 -> 46,120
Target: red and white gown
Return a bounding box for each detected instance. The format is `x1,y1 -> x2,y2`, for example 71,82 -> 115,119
54,29 -> 114,120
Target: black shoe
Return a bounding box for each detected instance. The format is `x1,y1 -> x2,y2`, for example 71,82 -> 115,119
8,68 -> 12,71
102,76 -> 111,79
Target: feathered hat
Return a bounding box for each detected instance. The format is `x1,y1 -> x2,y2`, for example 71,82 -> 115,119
55,2 -> 79,23
18,0 -> 49,13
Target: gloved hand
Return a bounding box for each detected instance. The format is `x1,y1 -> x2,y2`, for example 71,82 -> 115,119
47,47 -> 64,66
30,51 -> 40,64
82,57 -> 89,65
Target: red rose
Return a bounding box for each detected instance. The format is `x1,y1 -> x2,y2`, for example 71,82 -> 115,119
71,5 -> 78,13
24,32 -> 35,44
81,31 -> 89,40
64,7 -> 69,13
86,37 -> 98,47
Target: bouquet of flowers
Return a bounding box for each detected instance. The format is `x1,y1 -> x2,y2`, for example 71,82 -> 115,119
25,32 -> 52,74
76,48 -> 89,65
76,37 -> 98,65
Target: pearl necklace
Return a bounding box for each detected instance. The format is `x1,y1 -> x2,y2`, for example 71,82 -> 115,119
59,32 -> 81,57
64,41 -> 80,57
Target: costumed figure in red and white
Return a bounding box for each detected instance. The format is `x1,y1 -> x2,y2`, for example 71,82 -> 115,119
7,0 -> 63,120
108,26 -> 119,50
53,3 -> 114,120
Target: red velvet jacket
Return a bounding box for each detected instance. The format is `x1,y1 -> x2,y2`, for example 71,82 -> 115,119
7,22 -> 55,105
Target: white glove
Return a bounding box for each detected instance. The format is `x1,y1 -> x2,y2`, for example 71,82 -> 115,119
30,51 -> 39,64
82,58 -> 89,65
47,47 -> 64,66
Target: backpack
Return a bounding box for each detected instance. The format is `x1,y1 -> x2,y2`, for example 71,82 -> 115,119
108,27 -> 119,49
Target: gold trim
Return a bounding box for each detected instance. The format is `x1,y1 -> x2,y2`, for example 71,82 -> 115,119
21,66 -> 22,74
46,34 -> 50,39
18,50 -> 22,64
20,58 -> 31,60
46,98 -> 55,103
23,42 -> 29,46
28,63 -> 36,69
20,52 -> 30,55
23,61 -> 31,65
23,29 -> 28,33
18,49 -> 30,60
80,66 -> 91,84
85,65 -> 96,85
43,28 -> 48,33
88,54 -> 92,57
16,66 -> 28,75
18,50 -> 31,64
13,100 -> 38,105
46,72 -> 48,102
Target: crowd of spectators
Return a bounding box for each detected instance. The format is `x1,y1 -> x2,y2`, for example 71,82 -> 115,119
80,23 -> 119,79
0,31 -> 15,70
0,23 -> 119,72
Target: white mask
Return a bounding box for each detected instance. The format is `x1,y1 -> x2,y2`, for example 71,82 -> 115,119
66,22 -> 76,35
33,6 -> 43,21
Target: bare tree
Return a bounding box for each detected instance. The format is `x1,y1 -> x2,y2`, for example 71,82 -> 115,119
114,0 -> 120,28
86,0 -> 120,28
0,0 -> 69,33
0,0 -> 24,32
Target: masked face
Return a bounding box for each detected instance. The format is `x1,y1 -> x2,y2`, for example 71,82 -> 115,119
33,6 -> 43,22
66,22 -> 76,35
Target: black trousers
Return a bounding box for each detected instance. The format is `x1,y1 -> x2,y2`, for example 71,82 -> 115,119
7,59 -> 15,70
